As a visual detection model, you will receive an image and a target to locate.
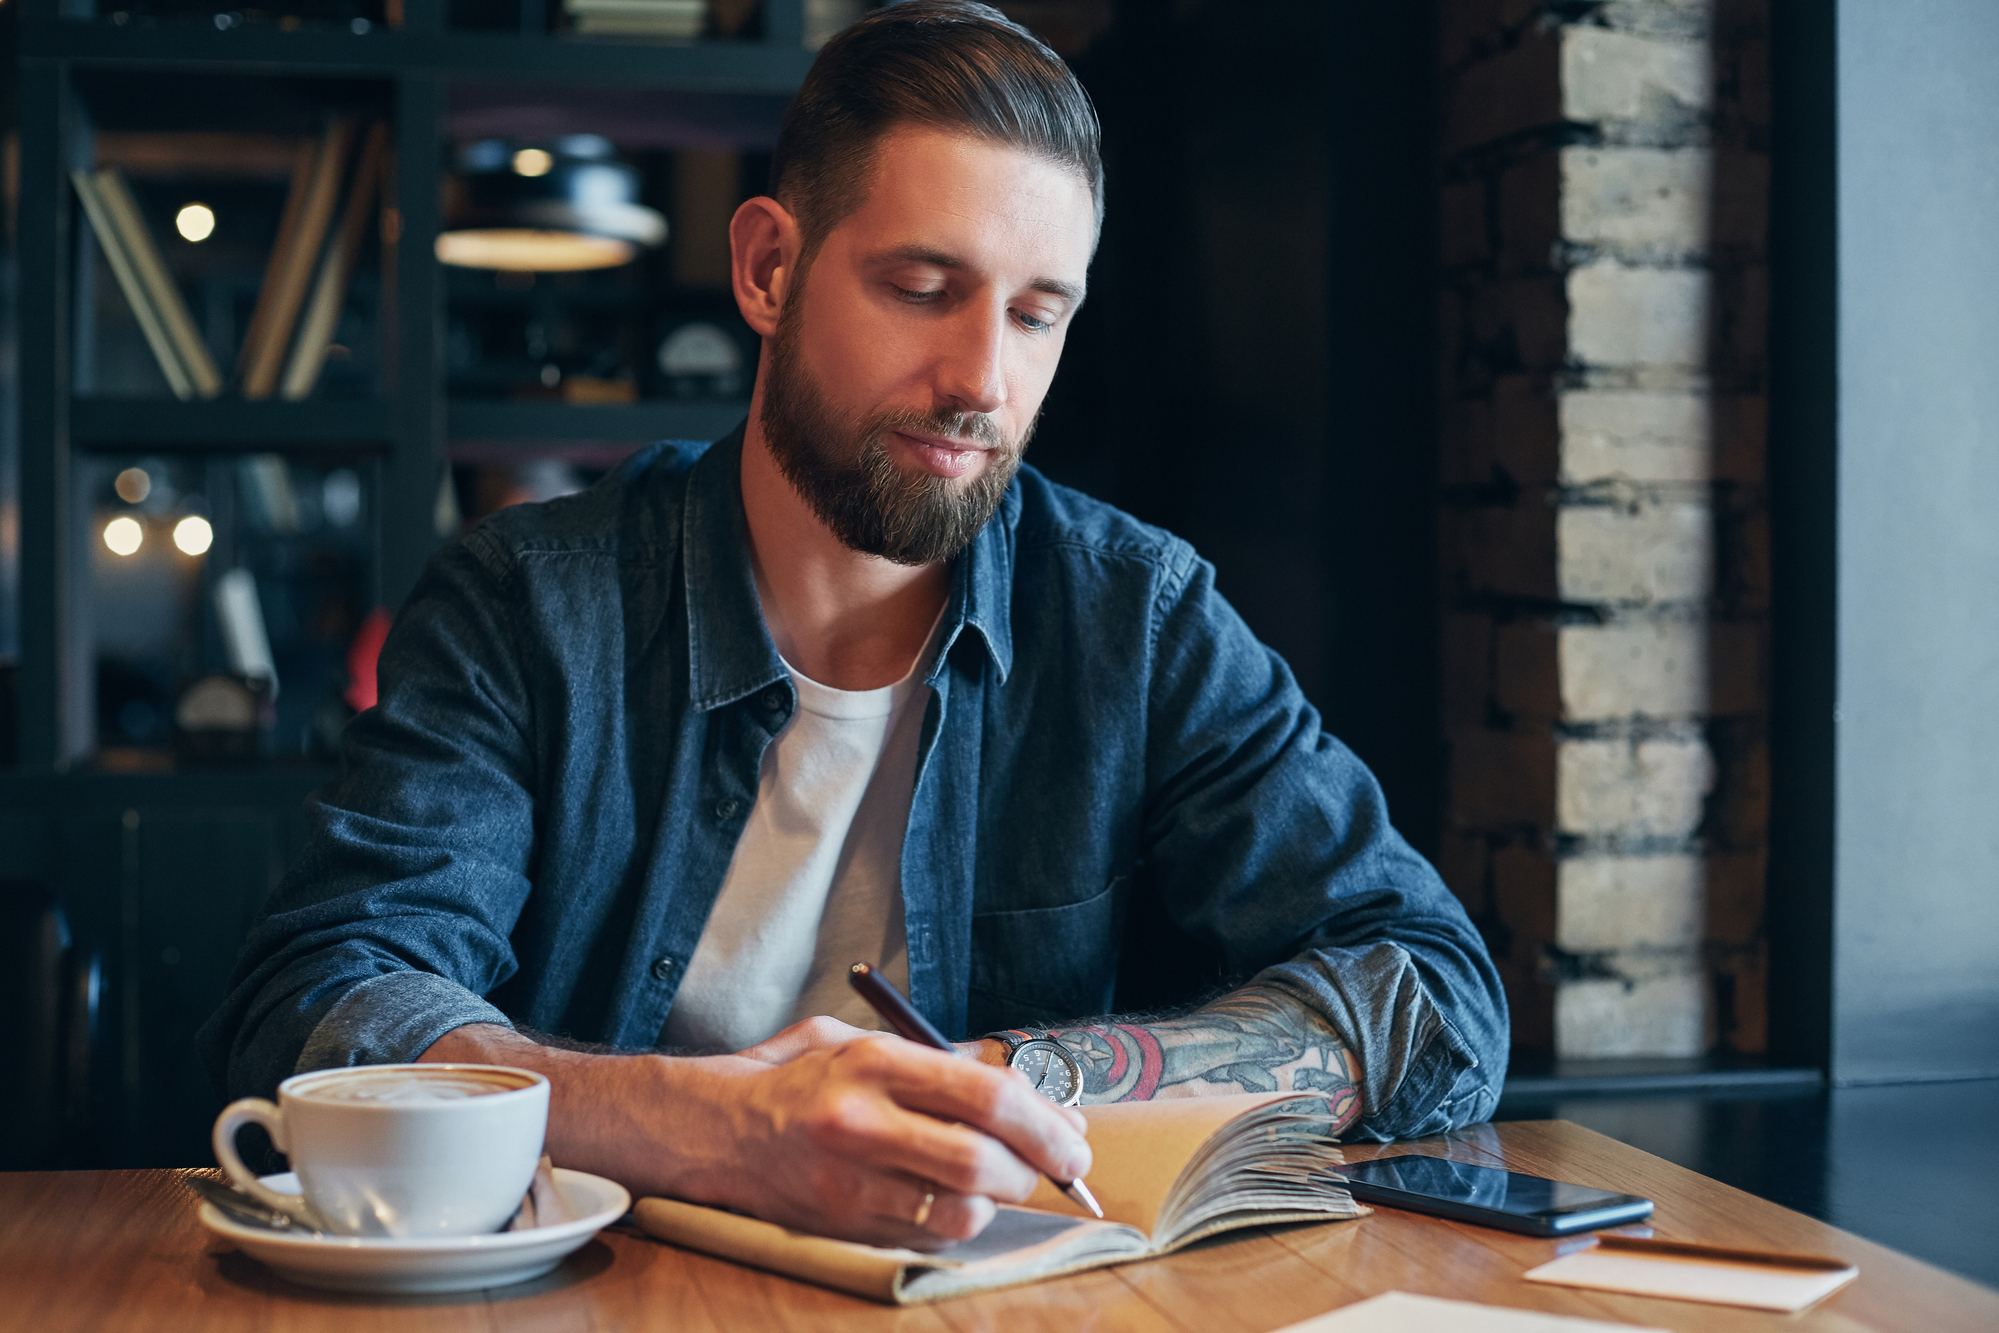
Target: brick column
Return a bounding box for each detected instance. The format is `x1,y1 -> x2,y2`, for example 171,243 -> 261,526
1436,0 -> 1769,1058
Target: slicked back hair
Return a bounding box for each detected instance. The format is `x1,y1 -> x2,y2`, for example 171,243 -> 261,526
769,0 -> 1104,268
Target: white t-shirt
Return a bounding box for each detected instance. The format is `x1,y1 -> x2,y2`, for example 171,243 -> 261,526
660,636 -> 933,1052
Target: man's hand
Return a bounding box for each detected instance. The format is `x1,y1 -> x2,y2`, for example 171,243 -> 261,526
736,1014 -> 886,1064
738,1015 -> 1009,1069
421,1020 -> 1089,1251
721,1033 -> 1089,1246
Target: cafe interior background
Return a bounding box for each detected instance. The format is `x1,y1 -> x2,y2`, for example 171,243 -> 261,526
0,0 -> 1991,1291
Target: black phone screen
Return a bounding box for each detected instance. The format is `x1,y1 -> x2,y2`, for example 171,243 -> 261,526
1338,1155 -> 1654,1235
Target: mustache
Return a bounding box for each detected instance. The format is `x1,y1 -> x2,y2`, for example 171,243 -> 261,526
868,406 -> 1010,452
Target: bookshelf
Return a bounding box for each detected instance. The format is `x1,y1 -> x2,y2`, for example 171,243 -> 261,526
71,399 -> 397,447
0,0 -> 816,1168
15,0 -> 814,771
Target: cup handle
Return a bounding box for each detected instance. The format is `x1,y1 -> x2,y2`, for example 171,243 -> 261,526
212,1097 -> 304,1217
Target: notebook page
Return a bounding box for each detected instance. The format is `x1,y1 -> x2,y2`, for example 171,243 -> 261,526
1024,1091 -> 1306,1235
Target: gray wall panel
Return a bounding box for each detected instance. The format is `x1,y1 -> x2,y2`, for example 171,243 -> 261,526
1834,0 -> 1999,1083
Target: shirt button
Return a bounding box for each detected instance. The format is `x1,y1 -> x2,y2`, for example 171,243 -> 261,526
651,957 -> 680,982
714,797 -> 740,820
762,688 -> 785,712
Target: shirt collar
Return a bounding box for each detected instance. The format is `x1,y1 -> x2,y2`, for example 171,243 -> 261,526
681,426 -> 785,712
680,424 -> 1016,711
933,481 -> 1016,688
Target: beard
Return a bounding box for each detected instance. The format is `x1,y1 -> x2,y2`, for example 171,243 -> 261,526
758,303 -> 1032,567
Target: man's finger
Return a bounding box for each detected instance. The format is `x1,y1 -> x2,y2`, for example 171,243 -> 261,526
893,1051 -> 1092,1181
763,1152 -> 992,1249
845,1041 -> 1093,1183
854,1170 -> 990,1244
797,1080 -> 1043,1201
739,1016 -> 883,1064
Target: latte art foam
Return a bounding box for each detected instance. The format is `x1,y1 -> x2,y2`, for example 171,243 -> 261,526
299,1072 -> 525,1104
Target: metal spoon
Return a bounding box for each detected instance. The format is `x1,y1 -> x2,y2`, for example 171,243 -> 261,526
182,1175 -> 329,1237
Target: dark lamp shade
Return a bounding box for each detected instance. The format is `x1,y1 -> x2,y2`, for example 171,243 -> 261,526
438,136 -> 667,272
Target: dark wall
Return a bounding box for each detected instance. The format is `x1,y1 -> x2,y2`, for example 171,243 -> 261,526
1029,0 -> 1442,856
1766,0 -> 1838,1074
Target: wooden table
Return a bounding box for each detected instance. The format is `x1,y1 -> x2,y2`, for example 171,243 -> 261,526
2,1121 -> 1993,1332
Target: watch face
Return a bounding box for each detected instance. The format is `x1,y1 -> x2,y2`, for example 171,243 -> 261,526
1011,1040 -> 1081,1106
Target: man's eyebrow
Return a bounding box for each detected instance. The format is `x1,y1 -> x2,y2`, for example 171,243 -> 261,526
1028,276 -> 1087,304
869,244 -> 1086,305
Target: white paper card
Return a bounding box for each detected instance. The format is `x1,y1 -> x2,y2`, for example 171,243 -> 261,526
1271,1290 -> 1667,1332
1524,1247 -> 1858,1312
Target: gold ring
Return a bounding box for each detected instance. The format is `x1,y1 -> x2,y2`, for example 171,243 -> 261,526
912,1191 -> 936,1228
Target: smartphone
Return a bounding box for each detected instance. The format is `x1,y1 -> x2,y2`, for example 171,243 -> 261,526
1337,1154 -> 1654,1237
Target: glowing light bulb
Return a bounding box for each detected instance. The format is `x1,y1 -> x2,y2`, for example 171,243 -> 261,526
114,467 -> 153,503
104,516 -> 144,556
511,148 -> 554,178
175,203 -> 216,243
173,515 -> 214,556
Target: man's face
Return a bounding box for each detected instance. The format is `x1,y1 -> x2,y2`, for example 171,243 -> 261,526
760,125 -> 1096,566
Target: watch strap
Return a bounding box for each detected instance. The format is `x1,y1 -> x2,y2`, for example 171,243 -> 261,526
987,1028 -> 1055,1059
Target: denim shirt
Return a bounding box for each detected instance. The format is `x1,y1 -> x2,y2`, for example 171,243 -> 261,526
199,427 -> 1508,1140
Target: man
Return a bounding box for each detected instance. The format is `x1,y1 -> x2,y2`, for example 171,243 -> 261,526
201,2 -> 1506,1251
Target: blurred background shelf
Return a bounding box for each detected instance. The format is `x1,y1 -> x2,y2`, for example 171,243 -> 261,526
20,0 -> 808,767
72,399 -> 396,449
20,22 -> 817,92
3,0 -> 821,1174
67,398 -> 748,449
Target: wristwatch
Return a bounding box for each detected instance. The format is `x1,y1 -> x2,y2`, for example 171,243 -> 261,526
987,1028 -> 1084,1107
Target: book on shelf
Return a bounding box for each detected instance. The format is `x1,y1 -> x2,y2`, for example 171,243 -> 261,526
71,167 -> 223,400
94,168 -> 225,398
75,118 -> 384,404
71,171 -> 192,400
281,121 -> 389,401
233,139 -> 316,396
240,118 -> 355,400
633,1092 -> 1364,1305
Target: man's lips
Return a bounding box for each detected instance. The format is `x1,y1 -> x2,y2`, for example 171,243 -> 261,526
889,429 -> 994,479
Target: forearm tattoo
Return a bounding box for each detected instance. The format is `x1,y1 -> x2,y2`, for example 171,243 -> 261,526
1050,987 -> 1361,1126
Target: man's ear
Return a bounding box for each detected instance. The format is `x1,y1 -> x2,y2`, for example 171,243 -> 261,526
731,196 -> 798,338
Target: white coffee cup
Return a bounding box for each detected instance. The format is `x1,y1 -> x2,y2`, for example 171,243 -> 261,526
212,1063 -> 550,1238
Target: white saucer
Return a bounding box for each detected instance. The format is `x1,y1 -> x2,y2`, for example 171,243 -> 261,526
199,1168 -> 631,1294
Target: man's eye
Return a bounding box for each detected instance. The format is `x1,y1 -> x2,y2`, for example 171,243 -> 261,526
894,286 -> 944,304
1015,310 -> 1054,333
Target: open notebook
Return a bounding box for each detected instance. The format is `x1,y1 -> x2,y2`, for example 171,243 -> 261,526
634,1091 -> 1365,1304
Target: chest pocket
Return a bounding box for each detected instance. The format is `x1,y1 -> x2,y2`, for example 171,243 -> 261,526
965,876 -> 1128,1031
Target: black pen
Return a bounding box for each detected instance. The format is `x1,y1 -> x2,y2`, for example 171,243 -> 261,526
848,962 -> 1103,1219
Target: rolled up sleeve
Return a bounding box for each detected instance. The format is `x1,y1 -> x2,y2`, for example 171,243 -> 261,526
295,970 -> 514,1077
1142,550 -> 1509,1139
1257,943 -> 1501,1139
197,532 -> 541,1100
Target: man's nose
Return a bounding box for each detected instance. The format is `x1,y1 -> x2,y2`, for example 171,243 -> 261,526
934,300 -> 1008,416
